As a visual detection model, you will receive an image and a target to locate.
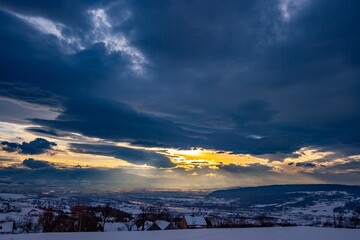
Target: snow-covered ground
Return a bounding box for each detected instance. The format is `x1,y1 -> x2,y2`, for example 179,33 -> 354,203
0,227 -> 358,240
0,194 -> 26,200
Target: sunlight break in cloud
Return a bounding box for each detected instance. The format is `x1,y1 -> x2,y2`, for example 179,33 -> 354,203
88,8 -> 147,74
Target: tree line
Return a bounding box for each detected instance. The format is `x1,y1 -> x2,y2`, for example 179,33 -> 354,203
15,204 -> 360,233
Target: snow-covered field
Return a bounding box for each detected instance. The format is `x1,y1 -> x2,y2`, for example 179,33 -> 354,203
0,227 -> 358,240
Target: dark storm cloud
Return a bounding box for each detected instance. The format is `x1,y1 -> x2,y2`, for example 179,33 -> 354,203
293,160 -> 360,184
0,141 -> 19,153
0,0 -> 359,161
22,158 -> 54,169
117,0 -> 360,152
0,82 -> 63,108
20,138 -> 57,155
325,161 -> 360,172
261,152 -> 302,162
295,162 -> 317,168
191,125 -> 313,155
1,138 -> 57,155
69,143 -> 174,168
220,163 -> 273,174
105,0 -> 360,155
0,7 -> 126,102
31,97 -> 200,149
232,100 -> 277,125
25,127 -> 61,137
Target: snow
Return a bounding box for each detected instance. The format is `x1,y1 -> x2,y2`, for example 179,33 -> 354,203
104,222 -> 125,232
0,227 -> 358,240
184,215 -> 207,226
287,200 -> 345,217
0,194 -> 25,200
144,221 -> 154,231
0,221 -> 13,233
254,203 -> 278,208
155,220 -> 170,230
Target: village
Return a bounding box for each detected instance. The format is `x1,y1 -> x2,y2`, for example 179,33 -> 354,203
1,189 -> 359,235
0,192 -> 212,234
0,191 -> 234,234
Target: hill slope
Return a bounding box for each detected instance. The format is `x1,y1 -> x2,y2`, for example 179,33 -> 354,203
207,184 -> 360,211
207,184 -> 360,199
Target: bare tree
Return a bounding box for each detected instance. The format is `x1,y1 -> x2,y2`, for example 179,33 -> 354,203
71,204 -> 98,232
350,207 -> 360,228
336,211 -> 345,228
38,208 -> 55,232
124,221 -> 136,231
100,203 -> 111,232
255,213 -> 273,227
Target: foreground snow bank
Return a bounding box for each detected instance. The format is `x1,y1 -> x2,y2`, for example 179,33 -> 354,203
0,227 -> 358,240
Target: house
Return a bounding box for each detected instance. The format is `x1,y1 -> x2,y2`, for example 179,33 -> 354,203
178,215 -> 208,229
155,220 -> 176,230
0,221 -> 14,234
138,221 -> 157,231
27,209 -> 40,217
143,221 -> 161,231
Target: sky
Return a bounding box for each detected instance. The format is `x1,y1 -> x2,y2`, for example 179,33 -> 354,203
0,0 -> 359,191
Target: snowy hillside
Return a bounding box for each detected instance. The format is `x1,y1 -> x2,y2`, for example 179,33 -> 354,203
0,227 -> 358,240
206,184 -> 360,224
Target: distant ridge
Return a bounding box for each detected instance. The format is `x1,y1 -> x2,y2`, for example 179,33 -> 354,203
207,184 -> 360,199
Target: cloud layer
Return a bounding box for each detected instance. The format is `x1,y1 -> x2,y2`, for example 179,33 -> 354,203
1,138 -> 57,155
0,0 -> 359,189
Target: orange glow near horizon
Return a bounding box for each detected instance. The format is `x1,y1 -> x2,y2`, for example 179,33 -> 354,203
1,120 -> 359,189
167,148 -> 270,170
